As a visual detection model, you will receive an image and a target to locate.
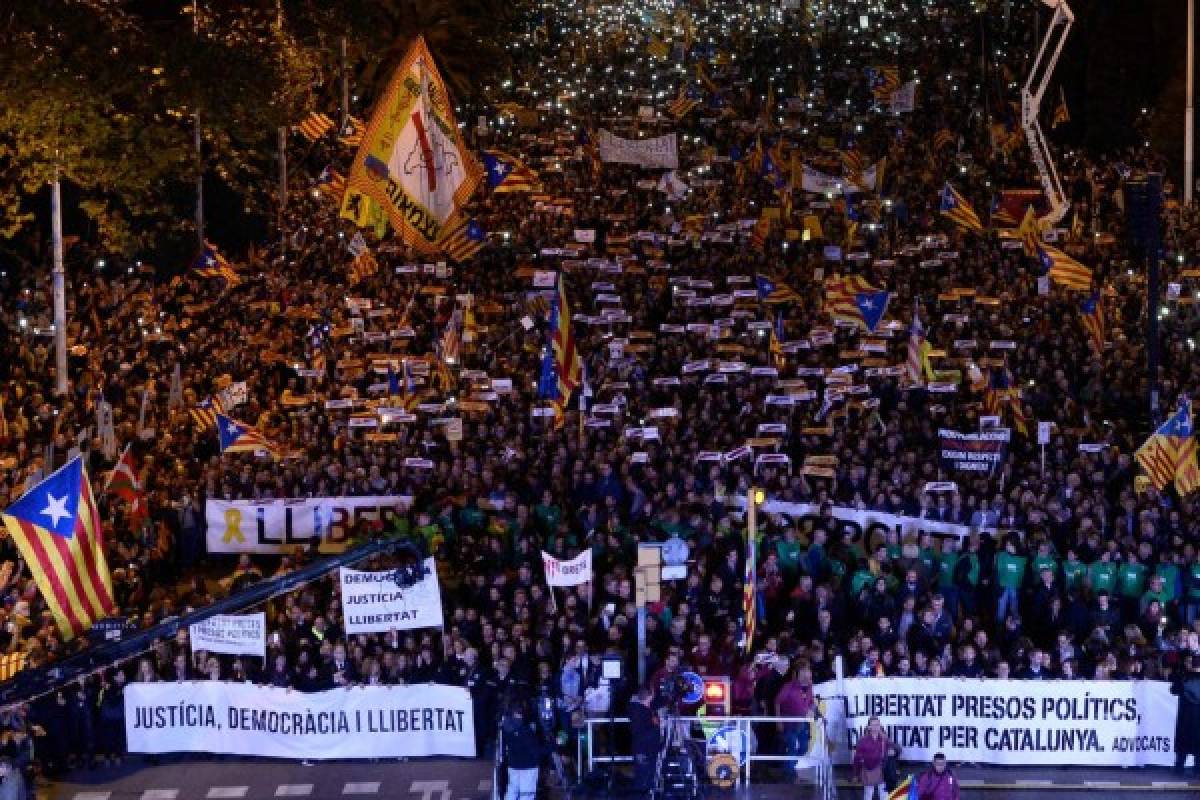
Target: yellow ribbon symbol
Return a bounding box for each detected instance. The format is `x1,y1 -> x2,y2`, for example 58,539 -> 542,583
223,508 -> 245,544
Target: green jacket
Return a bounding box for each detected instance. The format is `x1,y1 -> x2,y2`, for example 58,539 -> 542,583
995,552 -> 1027,590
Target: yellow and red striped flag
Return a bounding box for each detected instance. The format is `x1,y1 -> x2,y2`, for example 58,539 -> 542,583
348,250 -> 379,286
0,651 -> 26,681
438,215 -> 487,263
338,115 -> 364,147
297,112 -> 335,142
742,518 -> 757,651
939,183 -> 983,232
549,277 -> 583,428
1036,244 -> 1093,291
1079,290 -> 1106,354
1,456 -> 116,639
1136,401 -> 1200,495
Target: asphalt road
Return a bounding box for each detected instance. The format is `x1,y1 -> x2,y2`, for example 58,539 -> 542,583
40,758 -> 1200,800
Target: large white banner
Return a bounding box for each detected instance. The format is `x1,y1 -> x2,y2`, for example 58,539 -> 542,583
732,498 -> 1014,543
815,677 -> 1177,767
189,613 -> 265,658
597,130 -> 678,169
206,495 -> 413,554
800,164 -> 880,195
125,681 -> 474,759
542,550 -> 593,587
340,561 -> 444,634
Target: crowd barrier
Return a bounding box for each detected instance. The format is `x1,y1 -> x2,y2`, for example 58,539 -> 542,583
581,714 -> 833,797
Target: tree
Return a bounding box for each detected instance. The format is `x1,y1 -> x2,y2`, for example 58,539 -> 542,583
0,1 -> 320,259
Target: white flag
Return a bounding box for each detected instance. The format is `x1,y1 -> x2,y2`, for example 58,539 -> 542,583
542,550 -> 593,587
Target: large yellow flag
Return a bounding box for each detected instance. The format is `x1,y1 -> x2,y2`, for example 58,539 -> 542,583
346,36 -> 482,254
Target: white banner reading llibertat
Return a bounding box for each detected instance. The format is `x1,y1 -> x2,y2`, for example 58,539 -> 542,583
189,613 -> 265,658
125,681 -> 474,759
597,130 -> 678,169
815,677 -> 1176,767
205,495 -> 413,554
339,561 -> 444,634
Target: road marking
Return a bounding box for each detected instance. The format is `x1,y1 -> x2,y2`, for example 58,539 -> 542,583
74,793 -> 112,800
408,781 -> 450,800
275,786 -> 314,797
142,792 -> 179,800
1084,781 -> 1121,788
342,783 -> 381,795
958,780 -> 984,787
207,789 -> 248,799
1152,781 -> 1192,788
1015,779 -> 1053,786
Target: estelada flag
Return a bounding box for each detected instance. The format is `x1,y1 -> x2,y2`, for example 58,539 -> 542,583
346,36 -> 482,254
1,455 -> 116,639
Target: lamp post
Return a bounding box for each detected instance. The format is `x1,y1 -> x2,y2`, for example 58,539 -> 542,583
1187,0 -> 1194,205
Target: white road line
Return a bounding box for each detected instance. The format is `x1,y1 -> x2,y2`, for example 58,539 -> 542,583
142,791 -> 179,800
342,783 -> 381,795
1084,781 -> 1121,788
1152,781 -> 1191,788
1014,779 -> 1053,786
207,789 -> 248,799
73,793 -> 112,800
275,786 -> 314,797
958,780 -> 984,787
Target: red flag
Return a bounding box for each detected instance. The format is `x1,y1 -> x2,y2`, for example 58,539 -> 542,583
106,445 -> 149,531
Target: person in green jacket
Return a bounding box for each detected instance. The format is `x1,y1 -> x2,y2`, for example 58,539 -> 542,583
1062,550 -> 1087,593
936,538 -> 960,616
1155,558 -> 1181,605
995,537 -> 1027,625
1088,553 -> 1118,597
775,527 -> 802,578
1030,541 -> 1058,582
1117,554 -> 1148,605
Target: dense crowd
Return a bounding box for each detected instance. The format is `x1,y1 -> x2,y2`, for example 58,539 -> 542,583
0,0 -> 1198,783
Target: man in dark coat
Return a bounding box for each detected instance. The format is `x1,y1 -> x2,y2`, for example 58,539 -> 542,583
1171,654 -> 1200,776
627,686 -> 661,792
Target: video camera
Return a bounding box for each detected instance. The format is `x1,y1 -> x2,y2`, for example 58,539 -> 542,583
657,673 -> 693,709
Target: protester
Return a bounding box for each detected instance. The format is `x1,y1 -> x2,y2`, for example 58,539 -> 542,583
0,0 -> 1196,788
853,717 -> 893,800
1172,654 -> 1200,776
915,753 -> 960,800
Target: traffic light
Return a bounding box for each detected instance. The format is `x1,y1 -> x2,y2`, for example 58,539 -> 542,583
702,677 -> 730,716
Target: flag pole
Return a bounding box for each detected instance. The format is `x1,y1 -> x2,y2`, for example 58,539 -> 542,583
51,169 -> 68,397
193,3 -> 205,245
1187,0 -> 1195,206
340,36 -> 350,130
278,125 -> 288,255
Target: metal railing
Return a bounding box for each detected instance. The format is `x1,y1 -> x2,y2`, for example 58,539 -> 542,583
0,535 -> 417,708
580,713 -> 833,797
